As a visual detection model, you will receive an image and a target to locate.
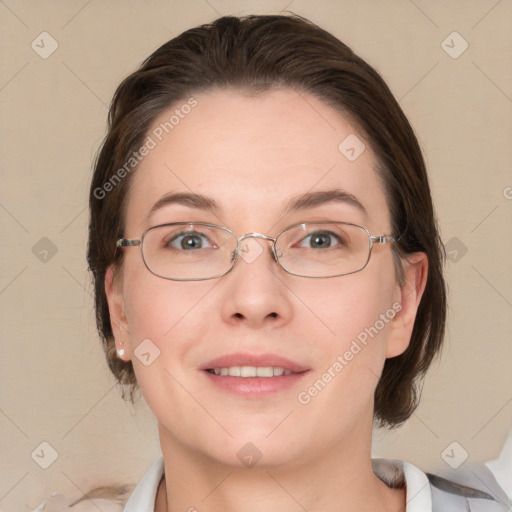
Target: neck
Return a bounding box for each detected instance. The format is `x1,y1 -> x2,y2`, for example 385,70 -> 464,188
155,424 -> 406,512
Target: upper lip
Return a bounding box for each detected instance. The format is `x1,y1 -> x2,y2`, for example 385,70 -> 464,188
200,352 -> 310,373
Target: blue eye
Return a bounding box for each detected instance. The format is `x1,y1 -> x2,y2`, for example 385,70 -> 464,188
166,231 -> 215,250
297,231 -> 344,249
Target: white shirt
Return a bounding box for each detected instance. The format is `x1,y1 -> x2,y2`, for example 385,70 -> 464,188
122,456 -> 433,511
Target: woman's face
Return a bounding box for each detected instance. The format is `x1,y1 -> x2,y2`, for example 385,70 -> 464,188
106,88 -> 419,468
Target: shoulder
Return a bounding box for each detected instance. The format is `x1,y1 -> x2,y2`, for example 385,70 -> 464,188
426,461 -> 510,512
372,457 -> 511,512
30,485 -> 133,511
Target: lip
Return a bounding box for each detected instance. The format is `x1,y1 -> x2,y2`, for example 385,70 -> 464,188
200,352 -> 310,399
200,352 -> 310,373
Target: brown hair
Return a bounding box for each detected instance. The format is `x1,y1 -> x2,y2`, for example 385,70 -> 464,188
87,13 -> 446,429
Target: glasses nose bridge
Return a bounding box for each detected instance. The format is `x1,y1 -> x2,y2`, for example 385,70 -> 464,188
237,232 -> 276,244
235,232 -> 279,261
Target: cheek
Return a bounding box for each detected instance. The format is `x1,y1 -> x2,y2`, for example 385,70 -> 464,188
120,275 -> 208,415
308,270 -> 396,349
297,270 -> 397,399
121,260 -> 218,361
290,282 -> 398,453
122,257 -> 205,343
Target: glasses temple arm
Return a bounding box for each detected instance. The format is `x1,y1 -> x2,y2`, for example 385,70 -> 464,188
370,235 -> 396,244
116,239 -> 141,248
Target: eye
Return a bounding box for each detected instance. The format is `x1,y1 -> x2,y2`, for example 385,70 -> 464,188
296,230 -> 345,249
165,230 -> 217,251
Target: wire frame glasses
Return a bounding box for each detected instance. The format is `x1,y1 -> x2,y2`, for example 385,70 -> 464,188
116,221 -> 396,281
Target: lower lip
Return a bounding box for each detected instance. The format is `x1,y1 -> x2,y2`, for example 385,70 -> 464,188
203,370 -> 309,399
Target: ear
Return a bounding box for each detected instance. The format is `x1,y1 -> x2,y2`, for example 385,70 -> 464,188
386,252 -> 428,358
104,265 -> 132,361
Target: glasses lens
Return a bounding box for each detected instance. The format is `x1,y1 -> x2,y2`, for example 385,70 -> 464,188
275,223 -> 370,278
142,223 -> 238,280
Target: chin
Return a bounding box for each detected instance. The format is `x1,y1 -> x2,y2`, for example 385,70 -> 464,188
205,428 -> 305,470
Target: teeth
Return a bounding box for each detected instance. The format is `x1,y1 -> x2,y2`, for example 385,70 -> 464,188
211,366 -> 293,377
256,367 -> 273,377
229,366 -> 241,377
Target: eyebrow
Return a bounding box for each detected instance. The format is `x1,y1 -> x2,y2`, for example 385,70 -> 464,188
146,188 -> 367,221
283,189 -> 367,218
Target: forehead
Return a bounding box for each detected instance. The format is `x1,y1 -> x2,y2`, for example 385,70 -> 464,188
124,88 -> 391,234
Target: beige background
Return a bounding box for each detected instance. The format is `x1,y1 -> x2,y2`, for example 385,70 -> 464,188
1,0 -> 511,510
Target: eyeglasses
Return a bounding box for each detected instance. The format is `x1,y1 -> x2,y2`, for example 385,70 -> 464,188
116,221 -> 396,281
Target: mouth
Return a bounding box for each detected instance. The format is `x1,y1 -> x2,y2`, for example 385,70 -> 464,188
206,366 -> 295,377
201,353 -> 310,398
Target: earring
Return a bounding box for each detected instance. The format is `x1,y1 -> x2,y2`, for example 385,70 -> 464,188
117,348 -> 125,358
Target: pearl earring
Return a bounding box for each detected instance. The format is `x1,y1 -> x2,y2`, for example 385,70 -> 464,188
117,348 -> 125,358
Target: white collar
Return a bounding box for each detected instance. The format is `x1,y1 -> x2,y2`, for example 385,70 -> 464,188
123,456 -> 432,511
123,457 -> 164,512
372,458 -> 432,511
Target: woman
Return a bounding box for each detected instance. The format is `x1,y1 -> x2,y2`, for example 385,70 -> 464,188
86,13 -> 508,512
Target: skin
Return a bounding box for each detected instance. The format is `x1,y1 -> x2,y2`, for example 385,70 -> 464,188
105,88 -> 428,512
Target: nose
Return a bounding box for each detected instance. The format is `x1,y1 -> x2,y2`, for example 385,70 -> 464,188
220,232 -> 292,328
